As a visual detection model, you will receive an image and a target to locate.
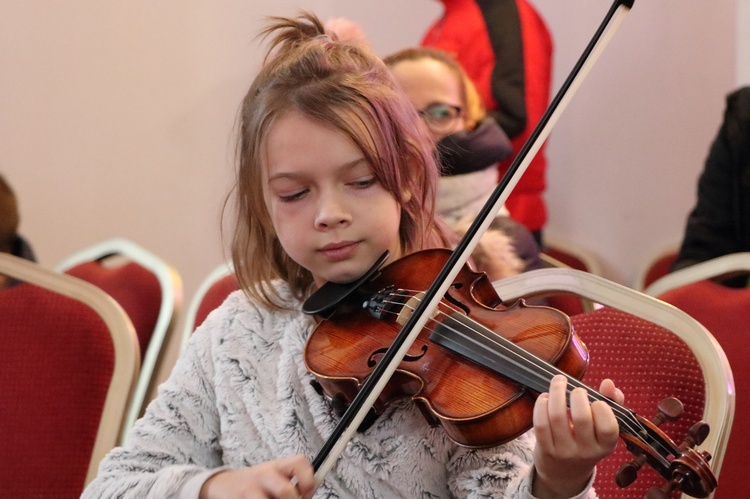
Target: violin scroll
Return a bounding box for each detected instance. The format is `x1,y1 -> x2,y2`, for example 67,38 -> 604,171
616,397 -> 717,498
616,397 -> 684,488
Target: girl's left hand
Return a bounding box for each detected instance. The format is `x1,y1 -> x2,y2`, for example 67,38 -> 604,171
531,374 -> 624,499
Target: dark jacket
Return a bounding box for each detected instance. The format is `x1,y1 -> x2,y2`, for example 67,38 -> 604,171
672,87 -> 750,284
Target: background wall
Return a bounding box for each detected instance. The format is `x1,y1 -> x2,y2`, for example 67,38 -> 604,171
0,0 -> 439,299
739,0 -> 750,87
536,0 -> 736,279
0,1 -> 740,328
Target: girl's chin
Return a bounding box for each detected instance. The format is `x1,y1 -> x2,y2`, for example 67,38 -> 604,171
314,266 -> 368,287
312,250 -> 395,287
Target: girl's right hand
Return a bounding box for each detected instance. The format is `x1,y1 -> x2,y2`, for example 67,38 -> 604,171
199,455 -> 315,499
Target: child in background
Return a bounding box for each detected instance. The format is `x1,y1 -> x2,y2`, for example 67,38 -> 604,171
83,12 -> 622,499
385,47 -> 542,281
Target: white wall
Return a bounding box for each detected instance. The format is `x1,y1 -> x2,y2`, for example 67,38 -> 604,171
739,0 -> 750,87
0,1 -> 439,299
1,1 -> 738,300
533,0 -> 735,282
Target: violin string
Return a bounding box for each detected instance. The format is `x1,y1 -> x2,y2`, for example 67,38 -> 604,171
382,292 -> 665,454
375,289 -> 673,456
442,311 -> 681,459
381,292 -> 640,425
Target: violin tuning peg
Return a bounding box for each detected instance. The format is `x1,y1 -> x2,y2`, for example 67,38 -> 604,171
615,462 -> 639,488
615,454 -> 647,488
653,397 -> 684,425
646,472 -> 685,499
684,421 -> 711,448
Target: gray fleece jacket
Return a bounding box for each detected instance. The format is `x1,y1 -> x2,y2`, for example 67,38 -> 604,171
83,282 -> 596,498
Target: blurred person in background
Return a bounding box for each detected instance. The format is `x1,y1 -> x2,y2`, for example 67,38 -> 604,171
0,173 -> 36,287
672,86 -> 750,287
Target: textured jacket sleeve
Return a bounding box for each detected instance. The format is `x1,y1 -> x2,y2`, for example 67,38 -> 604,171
82,321 -> 224,498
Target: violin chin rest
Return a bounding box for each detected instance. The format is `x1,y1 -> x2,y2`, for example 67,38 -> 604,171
302,251 -> 390,316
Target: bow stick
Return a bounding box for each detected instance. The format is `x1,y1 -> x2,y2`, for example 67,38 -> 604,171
309,0 -> 636,487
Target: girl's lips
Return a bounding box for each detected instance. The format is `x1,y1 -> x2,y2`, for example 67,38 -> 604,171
319,241 -> 359,261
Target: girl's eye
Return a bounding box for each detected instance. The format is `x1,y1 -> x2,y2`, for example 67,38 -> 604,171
278,189 -> 307,202
350,177 -> 377,188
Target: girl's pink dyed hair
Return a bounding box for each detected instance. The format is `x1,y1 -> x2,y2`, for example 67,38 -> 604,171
228,12 -> 453,308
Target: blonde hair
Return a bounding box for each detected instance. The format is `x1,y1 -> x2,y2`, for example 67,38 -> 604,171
229,12 -> 453,309
383,47 -> 486,130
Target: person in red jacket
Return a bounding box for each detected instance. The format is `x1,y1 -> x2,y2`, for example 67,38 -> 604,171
422,0 -> 552,245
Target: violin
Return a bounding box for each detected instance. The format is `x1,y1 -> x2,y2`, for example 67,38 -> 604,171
304,249 -> 717,498
305,249 -> 587,448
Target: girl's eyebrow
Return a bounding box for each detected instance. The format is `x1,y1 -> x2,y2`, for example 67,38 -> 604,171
267,157 -> 369,181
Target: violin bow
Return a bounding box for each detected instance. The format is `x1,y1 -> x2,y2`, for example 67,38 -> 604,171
311,0 -> 635,487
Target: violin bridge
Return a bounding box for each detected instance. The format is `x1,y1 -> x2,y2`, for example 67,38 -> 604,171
395,291 -> 439,327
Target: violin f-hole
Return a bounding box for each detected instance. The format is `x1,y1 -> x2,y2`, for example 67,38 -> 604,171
444,283 -> 471,315
367,345 -> 428,367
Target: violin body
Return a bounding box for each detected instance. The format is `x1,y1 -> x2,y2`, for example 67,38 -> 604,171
304,248 -> 589,448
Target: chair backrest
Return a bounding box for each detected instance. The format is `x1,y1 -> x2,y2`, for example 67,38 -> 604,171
644,252 -> 750,297
0,253 -> 139,496
56,237 -> 182,441
633,247 -> 679,291
493,268 -> 733,499
536,252 -> 595,316
537,237 -> 603,316
542,236 -> 604,276
644,254 -> 750,498
181,262 -> 238,353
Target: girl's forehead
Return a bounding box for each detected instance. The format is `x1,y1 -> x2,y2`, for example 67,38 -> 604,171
261,109 -> 377,172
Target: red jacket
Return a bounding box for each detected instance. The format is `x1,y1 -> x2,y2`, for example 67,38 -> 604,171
422,0 -> 553,232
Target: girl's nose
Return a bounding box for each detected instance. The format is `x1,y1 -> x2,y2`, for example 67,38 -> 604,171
314,191 -> 352,229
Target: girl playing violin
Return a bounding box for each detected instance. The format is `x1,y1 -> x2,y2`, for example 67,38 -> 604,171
83,12 -> 623,499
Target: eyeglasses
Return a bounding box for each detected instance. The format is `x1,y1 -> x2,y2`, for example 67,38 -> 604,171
417,103 -> 463,135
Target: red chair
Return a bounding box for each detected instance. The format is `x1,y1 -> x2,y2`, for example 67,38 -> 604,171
56,237 -> 182,441
542,237 -> 603,275
536,238 -> 602,316
645,253 -> 750,498
633,247 -> 679,291
494,268 -> 733,498
181,262 -> 239,352
571,308 -> 708,498
0,253 -> 139,496
533,250 -> 592,316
